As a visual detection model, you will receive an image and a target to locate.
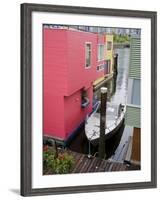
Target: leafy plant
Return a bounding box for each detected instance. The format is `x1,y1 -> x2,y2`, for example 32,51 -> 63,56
43,146 -> 75,174
113,33 -> 130,43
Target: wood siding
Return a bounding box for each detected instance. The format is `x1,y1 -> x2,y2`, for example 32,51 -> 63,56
129,37 -> 141,79
126,36 -> 141,128
125,106 -> 140,128
131,128 -> 141,164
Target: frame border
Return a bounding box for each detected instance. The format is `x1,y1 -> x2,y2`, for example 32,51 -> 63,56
21,3 -> 157,196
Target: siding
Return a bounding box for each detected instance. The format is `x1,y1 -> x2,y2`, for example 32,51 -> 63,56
125,105 -> 141,128
67,30 -> 105,96
129,37 -> 141,79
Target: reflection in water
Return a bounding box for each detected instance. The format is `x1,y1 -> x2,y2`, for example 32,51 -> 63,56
94,48 -> 130,105
111,48 -> 130,104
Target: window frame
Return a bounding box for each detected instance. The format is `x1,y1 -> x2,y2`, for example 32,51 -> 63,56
98,44 -> 105,61
97,64 -> 104,71
85,42 -> 92,68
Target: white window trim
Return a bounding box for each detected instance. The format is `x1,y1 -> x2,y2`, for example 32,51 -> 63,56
85,42 -> 92,69
97,44 -> 105,61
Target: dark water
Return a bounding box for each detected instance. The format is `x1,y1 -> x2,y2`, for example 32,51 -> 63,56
68,48 -> 131,160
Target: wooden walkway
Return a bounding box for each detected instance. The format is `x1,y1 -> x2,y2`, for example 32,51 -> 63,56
43,147 -> 140,175
69,150 -> 133,173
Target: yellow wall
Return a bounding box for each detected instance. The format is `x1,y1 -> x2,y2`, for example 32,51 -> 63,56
105,34 -> 113,73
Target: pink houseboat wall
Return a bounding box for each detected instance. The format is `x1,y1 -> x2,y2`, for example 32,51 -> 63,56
64,87 -> 93,139
66,30 -> 105,95
43,28 -> 106,141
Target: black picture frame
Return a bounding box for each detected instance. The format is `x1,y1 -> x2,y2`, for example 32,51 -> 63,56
21,3 -> 157,196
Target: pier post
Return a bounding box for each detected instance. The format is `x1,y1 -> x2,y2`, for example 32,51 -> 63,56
98,87 -> 107,159
114,53 -> 118,76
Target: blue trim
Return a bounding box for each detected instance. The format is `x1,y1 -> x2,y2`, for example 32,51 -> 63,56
92,101 -> 100,112
64,120 -> 85,146
64,109 -> 94,146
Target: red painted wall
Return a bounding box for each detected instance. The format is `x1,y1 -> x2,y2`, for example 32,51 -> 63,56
64,87 -> 93,138
66,30 -> 105,95
43,28 -> 106,140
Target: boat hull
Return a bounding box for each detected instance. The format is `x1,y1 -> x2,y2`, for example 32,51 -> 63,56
88,118 -> 125,146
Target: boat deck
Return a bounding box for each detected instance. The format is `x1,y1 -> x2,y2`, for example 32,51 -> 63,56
85,102 -> 125,140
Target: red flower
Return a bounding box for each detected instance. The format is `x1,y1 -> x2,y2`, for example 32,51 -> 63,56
43,145 -> 48,152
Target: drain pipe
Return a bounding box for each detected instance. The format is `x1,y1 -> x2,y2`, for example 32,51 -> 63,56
98,87 -> 107,159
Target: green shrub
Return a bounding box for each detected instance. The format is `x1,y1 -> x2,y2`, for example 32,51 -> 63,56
113,33 -> 130,43
43,146 -> 75,174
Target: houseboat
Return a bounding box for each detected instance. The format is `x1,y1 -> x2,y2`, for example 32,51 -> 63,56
93,34 -> 115,91
43,26 -> 109,144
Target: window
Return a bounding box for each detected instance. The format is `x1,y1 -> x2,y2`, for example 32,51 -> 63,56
98,44 -> 105,61
107,41 -> 112,50
132,79 -> 141,105
104,60 -> 111,74
81,90 -> 90,108
97,64 -> 104,71
85,43 -> 92,68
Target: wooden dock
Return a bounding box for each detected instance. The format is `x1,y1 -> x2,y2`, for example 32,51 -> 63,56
44,146 -> 140,175
69,150 -> 139,173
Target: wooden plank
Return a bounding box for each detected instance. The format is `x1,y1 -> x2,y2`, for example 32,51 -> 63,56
80,156 -> 100,173
72,154 -> 85,173
119,164 -> 127,171
93,158 -> 103,172
71,151 -> 82,167
87,157 -> 100,172
111,162 -> 118,171
106,162 -> 114,171
79,156 -> 93,173
124,136 -> 133,163
95,159 -> 107,172
130,128 -> 141,164
121,137 -> 131,161
103,161 -> 112,172
115,163 -> 124,171
112,162 -> 120,171
84,157 -> 97,172
75,156 -> 89,173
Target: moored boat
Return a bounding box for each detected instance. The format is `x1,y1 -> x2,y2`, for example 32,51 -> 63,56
85,102 -> 126,146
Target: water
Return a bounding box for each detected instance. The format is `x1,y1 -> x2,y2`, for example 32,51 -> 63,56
94,48 -> 130,104
110,48 -> 130,104
109,48 -> 133,161
68,48 -> 132,160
